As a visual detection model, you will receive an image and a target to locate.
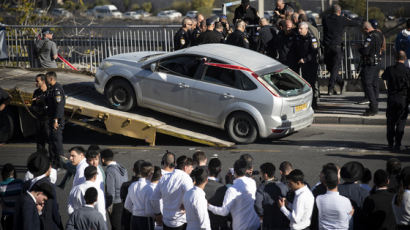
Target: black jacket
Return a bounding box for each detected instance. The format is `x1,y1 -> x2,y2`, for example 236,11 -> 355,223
362,189 -> 396,230
13,192 -> 41,230
339,183 -> 369,229
22,177 -> 63,230
204,179 -> 230,230
322,13 -> 359,46
359,30 -> 384,59
257,26 -> 276,57
382,63 -> 410,97
46,83 -> 65,121
255,180 -> 289,229
233,5 -> 259,25
198,30 -> 222,45
226,30 -> 250,49
174,28 -> 191,50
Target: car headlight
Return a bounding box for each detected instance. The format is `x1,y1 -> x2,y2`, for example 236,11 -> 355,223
99,61 -> 113,70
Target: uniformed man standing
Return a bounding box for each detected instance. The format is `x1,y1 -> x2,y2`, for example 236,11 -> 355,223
273,0 -> 293,23
382,51 -> 410,152
226,20 -> 249,49
256,17 -> 276,57
35,27 -> 58,68
292,22 -> 319,108
322,4 -> 359,95
45,71 -> 65,169
31,74 -> 49,152
233,0 -> 259,49
197,18 -> 222,45
359,22 -> 383,116
174,17 -> 193,50
276,19 -> 296,66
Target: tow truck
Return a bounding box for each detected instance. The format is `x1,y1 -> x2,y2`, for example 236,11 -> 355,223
0,68 -> 235,148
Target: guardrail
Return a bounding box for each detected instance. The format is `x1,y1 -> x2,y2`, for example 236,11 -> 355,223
0,24 -> 398,78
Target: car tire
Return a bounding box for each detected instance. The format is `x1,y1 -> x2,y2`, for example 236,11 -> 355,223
226,112 -> 258,144
106,79 -> 136,112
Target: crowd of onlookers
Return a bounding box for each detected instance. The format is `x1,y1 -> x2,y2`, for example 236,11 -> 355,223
1,146 -> 410,230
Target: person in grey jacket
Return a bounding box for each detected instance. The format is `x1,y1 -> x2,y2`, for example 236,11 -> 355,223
66,187 -> 107,230
100,149 -> 128,230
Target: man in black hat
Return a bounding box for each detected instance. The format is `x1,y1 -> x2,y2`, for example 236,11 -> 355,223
197,17 -> 222,45
23,152 -> 63,230
35,27 -> 58,68
14,182 -> 54,230
338,161 -> 369,229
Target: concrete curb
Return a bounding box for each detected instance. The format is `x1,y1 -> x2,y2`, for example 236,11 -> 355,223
313,114 -> 387,125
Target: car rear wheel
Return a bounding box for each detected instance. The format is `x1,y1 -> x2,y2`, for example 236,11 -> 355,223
226,112 -> 258,144
106,79 -> 136,111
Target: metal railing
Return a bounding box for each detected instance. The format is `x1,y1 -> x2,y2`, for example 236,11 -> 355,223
0,24 -> 398,77
1,25 -> 179,72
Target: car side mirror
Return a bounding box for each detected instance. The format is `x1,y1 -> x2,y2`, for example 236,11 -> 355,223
150,63 -> 157,72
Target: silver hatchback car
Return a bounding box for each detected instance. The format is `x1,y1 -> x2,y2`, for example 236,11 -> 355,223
95,44 -> 314,144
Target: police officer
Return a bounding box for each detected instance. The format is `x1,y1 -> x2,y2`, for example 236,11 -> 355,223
292,22 -> 320,108
382,51 -> 410,152
233,0 -> 259,49
256,17 -> 276,57
174,17 -> 193,50
31,74 -> 49,152
359,21 -> 383,116
276,19 -> 297,66
226,20 -> 249,49
272,0 -> 293,23
197,17 -> 222,45
322,4 -> 359,95
45,71 -> 65,169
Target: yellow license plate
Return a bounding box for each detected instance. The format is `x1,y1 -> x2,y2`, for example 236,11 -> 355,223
294,103 -> 307,112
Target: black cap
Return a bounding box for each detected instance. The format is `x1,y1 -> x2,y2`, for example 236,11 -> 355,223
206,18 -> 216,26
31,182 -> 54,199
369,19 -> 378,29
41,27 -> 52,34
27,152 -> 50,177
341,161 -> 364,183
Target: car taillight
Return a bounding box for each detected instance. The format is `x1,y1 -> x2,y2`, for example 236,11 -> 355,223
251,73 -> 280,97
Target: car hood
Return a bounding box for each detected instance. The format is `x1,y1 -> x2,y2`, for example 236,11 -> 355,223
106,51 -> 165,64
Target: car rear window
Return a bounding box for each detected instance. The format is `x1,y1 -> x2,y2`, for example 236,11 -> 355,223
260,68 -> 310,97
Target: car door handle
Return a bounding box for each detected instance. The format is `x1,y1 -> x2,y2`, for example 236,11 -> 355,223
178,83 -> 190,88
223,93 -> 234,99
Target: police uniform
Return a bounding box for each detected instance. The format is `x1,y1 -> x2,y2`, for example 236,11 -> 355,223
197,30 -> 222,45
233,2 -> 259,50
323,13 -> 359,95
256,25 -> 276,57
190,27 -> 202,46
31,88 -> 49,152
276,30 -> 296,66
46,82 -> 65,168
226,29 -> 250,49
359,29 -> 383,116
174,28 -> 190,50
382,62 -> 410,150
292,33 -> 320,107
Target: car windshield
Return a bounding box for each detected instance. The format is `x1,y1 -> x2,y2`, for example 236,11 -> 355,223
259,68 -> 310,97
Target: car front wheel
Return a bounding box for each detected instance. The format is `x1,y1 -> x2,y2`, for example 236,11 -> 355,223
105,79 -> 136,111
226,112 -> 258,144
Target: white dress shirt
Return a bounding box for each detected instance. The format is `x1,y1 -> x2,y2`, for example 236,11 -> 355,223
72,158 -> 88,187
124,177 -> 151,217
280,185 -> 314,230
208,176 -> 260,230
183,186 -> 211,230
151,169 -> 194,228
67,180 -> 106,221
316,191 -> 353,230
143,182 -> 160,217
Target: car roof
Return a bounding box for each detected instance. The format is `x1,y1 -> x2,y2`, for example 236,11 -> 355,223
180,43 -> 284,72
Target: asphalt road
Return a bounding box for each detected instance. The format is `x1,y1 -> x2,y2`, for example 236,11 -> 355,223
1,123 -> 409,227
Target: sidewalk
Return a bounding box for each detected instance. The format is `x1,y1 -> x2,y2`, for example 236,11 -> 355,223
313,91 -> 409,126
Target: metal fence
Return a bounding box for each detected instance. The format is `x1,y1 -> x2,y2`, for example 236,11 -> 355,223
1,25 -> 180,72
0,24 -> 398,78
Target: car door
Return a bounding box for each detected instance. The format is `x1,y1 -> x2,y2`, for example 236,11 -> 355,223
190,61 -> 257,124
140,55 -> 202,116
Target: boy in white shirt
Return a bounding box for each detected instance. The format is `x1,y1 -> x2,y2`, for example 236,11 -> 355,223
183,167 -> 211,230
